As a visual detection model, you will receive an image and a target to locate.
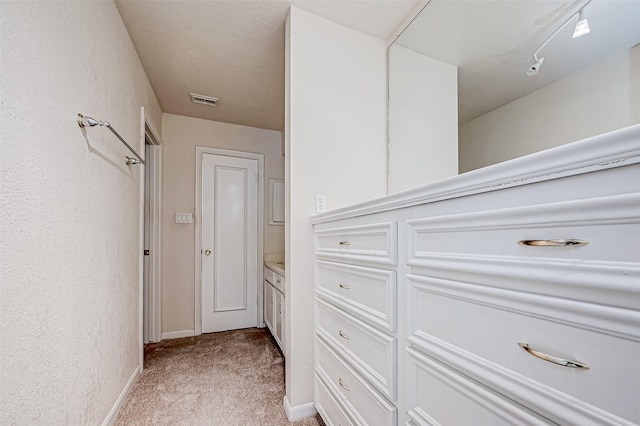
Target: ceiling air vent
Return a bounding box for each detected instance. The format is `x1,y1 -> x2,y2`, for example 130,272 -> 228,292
190,93 -> 219,107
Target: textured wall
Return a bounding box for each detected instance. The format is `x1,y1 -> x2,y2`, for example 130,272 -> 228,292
0,1 -> 161,424
285,7 -> 388,408
459,45 -> 640,172
160,113 -> 284,336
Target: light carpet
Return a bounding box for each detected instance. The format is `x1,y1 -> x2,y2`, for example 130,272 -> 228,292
115,328 -> 324,426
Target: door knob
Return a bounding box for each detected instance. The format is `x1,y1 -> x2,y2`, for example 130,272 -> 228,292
204,249 -> 212,256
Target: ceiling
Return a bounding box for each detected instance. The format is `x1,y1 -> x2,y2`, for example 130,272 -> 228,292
115,0 -> 421,131
395,0 -> 640,124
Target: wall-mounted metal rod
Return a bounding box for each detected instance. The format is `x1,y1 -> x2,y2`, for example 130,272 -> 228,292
77,113 -> 145,165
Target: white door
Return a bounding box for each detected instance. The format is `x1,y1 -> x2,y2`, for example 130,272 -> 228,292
201,153 -> 259,333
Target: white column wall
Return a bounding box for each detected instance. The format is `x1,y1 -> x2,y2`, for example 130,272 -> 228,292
285,7 -> 388,411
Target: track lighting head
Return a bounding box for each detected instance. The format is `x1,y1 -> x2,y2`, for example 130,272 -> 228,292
526,0 -> 592,77
527,55 -> 544,76
573,9 -> 590,38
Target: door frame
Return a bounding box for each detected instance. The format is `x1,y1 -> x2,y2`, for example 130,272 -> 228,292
195,147 -> 264,336
139,107 -> 163,364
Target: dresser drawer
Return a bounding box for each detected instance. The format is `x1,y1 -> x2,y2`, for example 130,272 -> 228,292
264,267 -> 275,285
316,299 -> 397,400
316,336 -> 397,426
317,261 -> 396,333
316,373 -> 355,426
315,222 -> 397,266
264,267 -> 285,293
408,274 -> 640,424
408,193 -> 640,264
272,271 -> 284,293
406,347 -> 552,426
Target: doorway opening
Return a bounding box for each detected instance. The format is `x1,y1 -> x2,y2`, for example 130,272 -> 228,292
142,113 -> 163,348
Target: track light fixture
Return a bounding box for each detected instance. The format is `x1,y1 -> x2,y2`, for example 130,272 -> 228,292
527,54 -> 545,77
573,9 -> 590,38
526,0 -> 591,76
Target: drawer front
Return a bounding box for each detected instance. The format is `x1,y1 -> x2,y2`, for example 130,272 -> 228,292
408,193 -> 640,264
264,267 -> 275,285
406,347 -> 552,426
316,299 -> 397,400
316,222 -> 397,266
317,261 -> 396,333
316,336 -> 397,426
265,267 -> 285,292
272,271 -> 285,293
316,374 -> 356,426
408,274 -> 640,424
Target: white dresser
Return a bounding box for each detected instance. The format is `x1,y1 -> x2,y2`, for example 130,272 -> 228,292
314,215 -> 406,425
312,125 -> 640,426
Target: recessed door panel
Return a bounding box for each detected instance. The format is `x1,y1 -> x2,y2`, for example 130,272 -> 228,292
213,166 -> 248,312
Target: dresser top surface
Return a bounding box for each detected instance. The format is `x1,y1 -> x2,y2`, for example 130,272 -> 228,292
312,124 -> 640,225
265,261 -> 285,276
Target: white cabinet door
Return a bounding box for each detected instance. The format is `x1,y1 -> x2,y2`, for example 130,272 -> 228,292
275,289 -> 285,355
264,281 -> 275,334
265,280 -> 286,355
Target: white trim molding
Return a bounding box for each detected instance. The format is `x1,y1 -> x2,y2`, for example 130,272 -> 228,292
283,396 -> 318,421
138,108 -> 145,370
161,330 -> 196,340
101,365 -> 140,426
144,113 -> 163,345
140,105 -> 164,364
406,347 -> 549,426
194,147 -> 265,336
407,337 -> 637,426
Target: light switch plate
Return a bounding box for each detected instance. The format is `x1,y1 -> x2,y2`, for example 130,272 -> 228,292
175,213 -> 193,224
315,194 -> 326,213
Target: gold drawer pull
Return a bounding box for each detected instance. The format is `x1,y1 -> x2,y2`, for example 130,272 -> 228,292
339,241 -> 350,246
339,283 -> 350,289
518,239 -> 588,247
518,342 -> 590,369
338,378 -> 350,391
338,330 -> 350,340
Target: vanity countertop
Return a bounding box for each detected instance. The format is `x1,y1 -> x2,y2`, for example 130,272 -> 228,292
264,261 -> 285,276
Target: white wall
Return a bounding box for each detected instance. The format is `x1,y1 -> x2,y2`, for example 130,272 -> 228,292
388,45 -> 459,193
459,45 -> 640,172
0,2 -> 162,424
160,113 -> 283,336
285,7 -> 388,410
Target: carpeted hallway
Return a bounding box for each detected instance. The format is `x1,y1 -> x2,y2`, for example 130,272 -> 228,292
115,328 -> 324,425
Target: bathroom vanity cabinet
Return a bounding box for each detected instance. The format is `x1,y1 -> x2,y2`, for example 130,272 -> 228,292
264,263 -> 286,355
312,125 -> 640,426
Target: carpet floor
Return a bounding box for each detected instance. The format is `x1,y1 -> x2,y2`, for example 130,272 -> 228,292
115,328 -> 324,426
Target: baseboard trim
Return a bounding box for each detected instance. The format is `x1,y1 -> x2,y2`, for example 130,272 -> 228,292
102,364 -> 141,426
161,330 -> 195,340
283,396 -> 317,421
